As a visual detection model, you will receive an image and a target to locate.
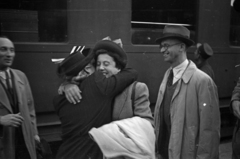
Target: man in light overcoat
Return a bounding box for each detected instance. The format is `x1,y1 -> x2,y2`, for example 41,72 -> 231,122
154,25 -> 220,159
0,37 -> 39,159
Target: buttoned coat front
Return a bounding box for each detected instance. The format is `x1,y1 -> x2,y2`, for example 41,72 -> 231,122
112,82 -> 154,126
154,61 -> 220,159
0,68 -> 38,159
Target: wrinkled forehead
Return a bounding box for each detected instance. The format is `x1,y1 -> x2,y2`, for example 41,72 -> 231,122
0,37 -> 14,48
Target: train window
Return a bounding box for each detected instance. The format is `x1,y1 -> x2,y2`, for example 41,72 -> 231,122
230,0 -> 240,46
131,0 -> 197,45
0,0 -> 67,42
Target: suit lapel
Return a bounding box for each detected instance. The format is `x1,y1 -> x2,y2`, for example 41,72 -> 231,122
10,69 -> 24,108
157,69 -> 169,106
171,81 -> 181,102
171,61 -> 195,102
0,84 -> 12,113
113,86 -> 129,119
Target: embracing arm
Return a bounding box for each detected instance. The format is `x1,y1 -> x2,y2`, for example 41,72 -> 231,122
95,68 -> 138,97
58,68 -> 138,103
58,82 -> 82,104
196,78 -> 220,159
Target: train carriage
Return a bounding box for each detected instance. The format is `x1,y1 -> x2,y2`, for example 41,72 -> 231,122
0,0 -> 239,141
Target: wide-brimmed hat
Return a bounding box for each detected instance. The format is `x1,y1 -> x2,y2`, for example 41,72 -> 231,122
156,25 -> 195,47
57,48 -> 93,76
197,43 -> 213,59
82,48 -> 91,57
93,40 -> 127,69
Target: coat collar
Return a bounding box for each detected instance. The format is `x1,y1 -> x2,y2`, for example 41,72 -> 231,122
156,60 -> 197,108
0,68 -> 24,113
10,68 -> 24,85
179,60 -> 197,84
165,60 -> 196,85
113,87 -> 128,119
0,86 -> 12,112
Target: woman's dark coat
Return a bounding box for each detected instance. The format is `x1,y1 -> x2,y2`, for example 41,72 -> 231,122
53,69 -> 137,159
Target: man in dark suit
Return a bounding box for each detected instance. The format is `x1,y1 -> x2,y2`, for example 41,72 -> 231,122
194,43 -> 215,81
0,37 -> 39,159
53,41 -> 138,159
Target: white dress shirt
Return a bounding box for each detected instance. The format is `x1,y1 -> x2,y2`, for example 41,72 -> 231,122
172,59 -> 189,84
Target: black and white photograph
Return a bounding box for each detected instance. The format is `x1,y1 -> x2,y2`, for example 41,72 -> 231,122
1,0 -> 240,158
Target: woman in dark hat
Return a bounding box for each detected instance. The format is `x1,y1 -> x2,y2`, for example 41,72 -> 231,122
58,40 -> 154,158
60,40 -> 154,126
53,48 -> 138,159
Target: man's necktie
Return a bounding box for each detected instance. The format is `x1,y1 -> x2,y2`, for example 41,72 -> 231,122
5,71 -> 13,94
167,69 -> 174,86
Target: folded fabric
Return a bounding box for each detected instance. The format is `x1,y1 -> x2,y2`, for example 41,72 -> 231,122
89,117 -> 155,159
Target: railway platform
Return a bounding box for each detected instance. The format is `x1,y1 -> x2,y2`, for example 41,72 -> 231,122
48,137 -> 233,159
220,137 -> 232,159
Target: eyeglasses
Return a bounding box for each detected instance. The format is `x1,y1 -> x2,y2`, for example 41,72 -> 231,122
159,43 -> 182,52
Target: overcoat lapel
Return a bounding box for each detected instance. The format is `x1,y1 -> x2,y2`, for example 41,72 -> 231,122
171,81 -> 182,102
0,84 -> 12,113
171,61 -> 194,102
113,87 -> 128,119
157,69 -> 170,106
10,69 -> 24,109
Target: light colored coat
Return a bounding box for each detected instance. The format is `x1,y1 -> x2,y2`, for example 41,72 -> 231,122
0,68 -> 38,159
89,117 -> 155,159
112,82 -> 154,126
154,61 -> 220,159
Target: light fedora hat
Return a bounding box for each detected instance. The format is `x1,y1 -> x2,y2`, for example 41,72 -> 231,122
156,25 -> 195,47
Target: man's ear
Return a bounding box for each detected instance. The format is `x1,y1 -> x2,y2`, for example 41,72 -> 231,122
179,43 -> 187,52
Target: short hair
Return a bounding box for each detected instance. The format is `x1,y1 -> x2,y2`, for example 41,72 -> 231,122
0,36 -> 10,40
0,36 -> 13,45
0,36 -> 14,48
95,49 -> 123,70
